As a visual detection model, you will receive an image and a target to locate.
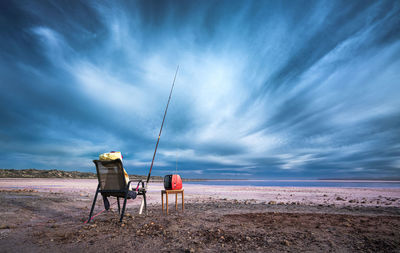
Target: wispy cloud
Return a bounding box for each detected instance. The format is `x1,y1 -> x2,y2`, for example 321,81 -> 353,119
0,0 -> 399,179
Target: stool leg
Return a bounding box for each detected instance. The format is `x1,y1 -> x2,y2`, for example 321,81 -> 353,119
175,193 -> 178,210
161,192 -> 164,213
182,191 -> 184,211
166,192 -> 169,215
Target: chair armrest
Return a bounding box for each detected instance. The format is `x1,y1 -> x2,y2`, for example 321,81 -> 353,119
126,180 -> 145,192
126,180 -> 132,189
135,180 -> 143,191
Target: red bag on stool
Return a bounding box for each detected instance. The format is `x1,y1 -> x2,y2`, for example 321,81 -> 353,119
164,174 -> 182,190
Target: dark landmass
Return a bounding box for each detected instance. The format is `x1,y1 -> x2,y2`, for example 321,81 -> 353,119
0,169 -> 97,179
0,169 -> 206,182
0,169 -> 165,181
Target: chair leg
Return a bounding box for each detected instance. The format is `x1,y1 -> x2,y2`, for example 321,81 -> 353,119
117,197 -> 121,214
88,184 -> 100,223
120,193 -> 128,222
139,198 -> 144,215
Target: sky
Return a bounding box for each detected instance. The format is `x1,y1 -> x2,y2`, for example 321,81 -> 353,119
0,0 -> 399,179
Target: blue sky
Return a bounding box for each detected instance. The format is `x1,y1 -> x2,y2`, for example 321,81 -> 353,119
1,0 -> 399,179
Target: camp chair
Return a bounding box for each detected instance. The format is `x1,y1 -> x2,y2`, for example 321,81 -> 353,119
88,159 -> 147,222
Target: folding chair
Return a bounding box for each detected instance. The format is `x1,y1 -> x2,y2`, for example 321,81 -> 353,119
88,159 -> 147,222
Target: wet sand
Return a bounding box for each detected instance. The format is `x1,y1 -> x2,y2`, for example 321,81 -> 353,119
1,179 -> 400,252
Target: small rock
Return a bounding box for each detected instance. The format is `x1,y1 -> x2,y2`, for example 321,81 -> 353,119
268,201 -> 277,205
336,197 -> 345,201
0,225 -> 10,229
283,240 -> 291,246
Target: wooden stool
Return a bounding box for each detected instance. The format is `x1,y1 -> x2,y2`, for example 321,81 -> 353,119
161,189 -> 184,215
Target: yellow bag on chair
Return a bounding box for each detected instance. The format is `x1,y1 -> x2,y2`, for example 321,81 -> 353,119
99,151 -> 123,161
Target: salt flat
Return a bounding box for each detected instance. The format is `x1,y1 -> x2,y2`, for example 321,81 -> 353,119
1,179 -> 400,252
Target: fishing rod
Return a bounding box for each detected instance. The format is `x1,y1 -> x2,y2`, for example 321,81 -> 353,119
146,65 -> 179,184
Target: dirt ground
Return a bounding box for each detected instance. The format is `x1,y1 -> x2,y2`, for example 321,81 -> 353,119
1,189 -> 400,253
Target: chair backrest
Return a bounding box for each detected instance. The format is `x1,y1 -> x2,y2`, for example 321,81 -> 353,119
93,159 -> 127,191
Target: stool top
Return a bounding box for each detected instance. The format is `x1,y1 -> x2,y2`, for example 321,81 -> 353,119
162,189 -> 184,193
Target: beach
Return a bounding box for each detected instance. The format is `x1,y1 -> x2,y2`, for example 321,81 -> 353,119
1,179 -> 400,252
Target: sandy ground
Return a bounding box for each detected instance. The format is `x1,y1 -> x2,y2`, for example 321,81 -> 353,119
1,179 -> 400,252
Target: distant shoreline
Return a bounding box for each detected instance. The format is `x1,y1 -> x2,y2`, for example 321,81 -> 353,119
0,168 -> 207,182
1,169 -> 399,182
